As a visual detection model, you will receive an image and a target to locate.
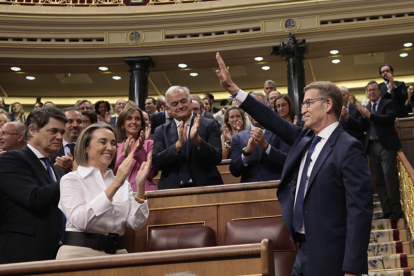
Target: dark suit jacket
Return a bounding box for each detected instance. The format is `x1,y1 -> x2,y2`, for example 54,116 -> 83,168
212,106 -> 220,113
230,128 -> 290,182
110,116 -> 117,127
153,116 -> 223,189
352,99 -> 401,151
240,95 -> 373,275
341,103 -> 365,147
0,146 -> 64,264
150,111 -> 166,135
380,80 -> 408,118
203,112 -> 214,120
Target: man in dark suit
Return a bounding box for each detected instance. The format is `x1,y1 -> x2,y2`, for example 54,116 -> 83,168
230,92 -> 289,182
191,98 -> 214,119
0,108 -> 67,264
355,80 -> 402,220
150,110 -> 172,136
338,86 -> 365,147
51,107 -> 83,173
153,86 -> 223,190
379,64 -> 408,118
110,98 -> 125,127
216,53 -> 372,276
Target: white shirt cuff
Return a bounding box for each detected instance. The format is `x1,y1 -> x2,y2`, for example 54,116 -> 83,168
265,144 -> 272,155
234,89 -> 248,105
241,153 -> 249,166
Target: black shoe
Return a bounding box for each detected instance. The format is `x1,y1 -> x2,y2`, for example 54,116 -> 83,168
377,213 -> 391,219
389,212 -> 402,220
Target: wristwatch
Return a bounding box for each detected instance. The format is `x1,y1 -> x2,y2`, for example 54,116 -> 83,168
224,141 -> 231,149
134,193 -> 147,204
242,147 -> 252,156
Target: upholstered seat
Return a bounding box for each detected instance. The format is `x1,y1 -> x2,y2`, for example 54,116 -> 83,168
146,226 -> 216,251
224,217 -> 296,276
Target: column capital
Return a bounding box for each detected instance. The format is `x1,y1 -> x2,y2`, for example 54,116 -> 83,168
124,56 -> 155,69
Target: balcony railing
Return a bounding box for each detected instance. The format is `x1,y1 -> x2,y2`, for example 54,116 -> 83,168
397,151 -> 414,238
147,0 -> 201,5
1,0 -> 125,7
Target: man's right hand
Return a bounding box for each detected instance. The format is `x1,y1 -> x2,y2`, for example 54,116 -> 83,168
215,52 -> 239,95
175,121 -> 188,153
245,137 -> 259,154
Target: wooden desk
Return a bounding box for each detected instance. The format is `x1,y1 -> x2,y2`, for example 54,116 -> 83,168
396,117 -> 414,166
154,159 -> 241,185
126,181 -> 280,253
0,240 -> 275,276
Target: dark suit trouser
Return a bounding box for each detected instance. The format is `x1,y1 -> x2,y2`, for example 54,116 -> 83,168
369,141 -> 401,215
292,236 -> 314,276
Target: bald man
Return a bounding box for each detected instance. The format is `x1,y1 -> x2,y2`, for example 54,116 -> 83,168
0,122 -> 26,157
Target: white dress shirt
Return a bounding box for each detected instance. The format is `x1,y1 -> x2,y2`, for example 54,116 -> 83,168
234,89 -> 339,233
58,165 -> 149,236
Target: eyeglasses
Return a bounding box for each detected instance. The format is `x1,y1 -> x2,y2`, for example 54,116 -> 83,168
192,107 -> 200,111
276,103 -> 288,109
301,98 -> 325,109
0,131 -> 20,137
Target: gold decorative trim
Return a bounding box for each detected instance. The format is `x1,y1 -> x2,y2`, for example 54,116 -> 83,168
146,221 -> 206,242
232,215 -> 281,221
149,198 -> 279,211
397,156 -> 414,239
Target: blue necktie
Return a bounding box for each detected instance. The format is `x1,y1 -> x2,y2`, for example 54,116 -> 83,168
292,135 -> 322,232
41,157 -> 66,242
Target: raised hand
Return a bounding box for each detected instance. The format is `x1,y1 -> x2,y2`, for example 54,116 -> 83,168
134,130 -> 145,154
223,125 -> 232,143
250,127 -> 268,150
136,152 -> 152,189
245,137 -> 259,154
122,136 -> 135,157
357,104 -> 370,118
145,121 -> 151,140
55,153 -> 74,172
339,106 -> 349,122
293,115 -> 298,125
175,121 -> 188,153
190,114 -> 202,147
115,149 -> 134,185
215,52 -> 239,95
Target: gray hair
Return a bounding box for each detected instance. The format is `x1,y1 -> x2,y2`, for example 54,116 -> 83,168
338,86 -> 349,93
249,92 -> 268,105
264,80 -> 276,88
165,86 -> 191,107
304,81 -> 343,120
75,100 -> 95,111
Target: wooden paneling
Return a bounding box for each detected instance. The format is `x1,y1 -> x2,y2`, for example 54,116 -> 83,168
0,240 -> 274,276
129,181 -> 280,252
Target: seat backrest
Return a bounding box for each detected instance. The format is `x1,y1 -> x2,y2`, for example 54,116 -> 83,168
146,226 -> 216,252
224,217 -> 295,251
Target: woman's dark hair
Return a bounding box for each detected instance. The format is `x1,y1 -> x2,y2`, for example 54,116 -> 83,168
94,100 -> 111,115
25,107 -> 68,141
223,106 -> 247,133
81,110 -> 98,124
274,94 -> 295,119
115,106 -> 145,143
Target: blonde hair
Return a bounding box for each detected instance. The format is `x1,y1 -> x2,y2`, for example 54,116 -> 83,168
11,102 -> 25,121
74,124 -> 117,170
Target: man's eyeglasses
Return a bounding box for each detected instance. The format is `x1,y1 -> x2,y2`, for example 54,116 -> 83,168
276,103 -> 288,109
0,132 -> 20,137
301,98 -> 325,109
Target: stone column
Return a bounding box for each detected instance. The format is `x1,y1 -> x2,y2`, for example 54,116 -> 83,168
124,56 -> 155,110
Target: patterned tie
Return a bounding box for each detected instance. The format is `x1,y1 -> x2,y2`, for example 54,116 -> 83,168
292,135 -> 322,232
66,143 -> 75,157
40,157 -> 66,242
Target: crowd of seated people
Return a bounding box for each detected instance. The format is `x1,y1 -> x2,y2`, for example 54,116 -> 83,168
0,60 -> 409,267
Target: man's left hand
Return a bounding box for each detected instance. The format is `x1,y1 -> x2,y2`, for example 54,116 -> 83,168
250,127 -> 268,150
190,114 -> 202,148
357,104 -> 371,118
55,154 -> 74,172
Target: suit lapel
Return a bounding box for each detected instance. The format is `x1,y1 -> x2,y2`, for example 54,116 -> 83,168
259,130 -> 273,161
22,146 -> 52,185
186,115 -> 196,159
166,120 -> 178,147
377,99 -> 386,114
306,125 -> 342,194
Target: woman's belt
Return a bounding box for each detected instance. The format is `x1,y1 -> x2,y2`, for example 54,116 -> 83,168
63,231 -> 124,254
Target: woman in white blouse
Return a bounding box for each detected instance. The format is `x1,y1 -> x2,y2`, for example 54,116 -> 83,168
56,124 -> 150,259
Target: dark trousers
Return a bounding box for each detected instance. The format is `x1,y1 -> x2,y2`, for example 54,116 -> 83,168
292,234 -> 313,276
369,141 -> 401,215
